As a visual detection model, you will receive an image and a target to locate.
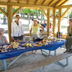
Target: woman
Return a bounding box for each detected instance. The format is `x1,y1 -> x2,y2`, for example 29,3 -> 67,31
30,19 -> 44,54
11,15 -> 24,42
65,19 -> 72,52
0,28 -> 8,45
0,28 -> 12,61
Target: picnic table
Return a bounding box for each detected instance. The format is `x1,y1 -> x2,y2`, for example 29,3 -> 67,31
0,40 -> 66,71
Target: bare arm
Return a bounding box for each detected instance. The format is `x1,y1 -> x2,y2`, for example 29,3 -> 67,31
40,25 -> 44,33
5,38 -> 9,44
11,22 -> 14,40
21,25 -> 24,38
30,27 -> 32,36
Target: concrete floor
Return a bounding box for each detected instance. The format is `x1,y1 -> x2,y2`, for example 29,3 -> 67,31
0,48 -> 72,72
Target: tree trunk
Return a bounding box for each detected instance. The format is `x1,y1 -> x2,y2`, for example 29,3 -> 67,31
41,11 -> 43,24
3,7 -> 6,24
20,9 -> 23,18
43,13 -> 44,20
23,13 -> 25,18
36,11 -> 38,19
67,11 -> 69,23
28,12 -> 30,24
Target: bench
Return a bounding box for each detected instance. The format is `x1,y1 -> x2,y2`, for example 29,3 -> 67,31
4,52 -> 72,72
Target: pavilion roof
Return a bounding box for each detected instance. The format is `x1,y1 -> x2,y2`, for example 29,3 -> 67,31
0,0 -> 69,9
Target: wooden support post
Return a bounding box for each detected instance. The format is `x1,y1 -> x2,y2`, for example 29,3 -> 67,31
47,9 -> 50,36
7,5 -> 12,43
40,8 -> 47,17
0,7 -> 7,17
61,7 -> 70,18
53,8 -> 56,36
13,6 -> 22,16
58,8 -> 61,32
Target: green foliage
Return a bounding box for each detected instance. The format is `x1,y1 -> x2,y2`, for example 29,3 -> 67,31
22,9 -> 30,15
22,9 -> 42,16
69,8 -> 72,18
56,10 -> 58,16
0,7 -> 6,14
0,8 -> 19,14
30,9 -> 37,16
37,9 -> 42,16
50,11 -> 52,16
62,9 -> 66,15
13,8 -> 19,14
0,11 -> 2,14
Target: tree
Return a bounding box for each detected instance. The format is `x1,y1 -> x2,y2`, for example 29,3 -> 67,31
0,11 -> 2,14
3,7 -> 6,24
22,9 -> 31,15
56,10 -> 58,16
69,8 -> 72,18
13,8 -> 19,14
22,9 -> 42,17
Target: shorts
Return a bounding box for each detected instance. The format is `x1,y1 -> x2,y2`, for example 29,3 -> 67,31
14,35 -> 23,40
30,34 -> 38,41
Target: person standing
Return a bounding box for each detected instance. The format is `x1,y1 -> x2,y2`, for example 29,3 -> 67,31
0,28 -> 8,45
65,19 -> 72,52
30,19 -> 44,54
11,15 -> 24,42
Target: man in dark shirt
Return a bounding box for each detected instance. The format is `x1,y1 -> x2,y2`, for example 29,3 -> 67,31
41,21 -> 47,28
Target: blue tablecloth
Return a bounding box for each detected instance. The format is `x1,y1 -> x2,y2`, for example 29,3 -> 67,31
0,40 -> 66,60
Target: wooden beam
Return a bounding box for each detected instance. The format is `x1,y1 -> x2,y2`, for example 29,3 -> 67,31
55,0 -> 66,6
37,8 -> 40,10
58,8 -> 61,32
41,0 -> 46,5
48,0 -> 53,6
55,16 -> 59,18
7,5 -> 12,43
56,4 -> 72,9
13,6 -> 22,16
47,9 -> 50,36
18,0 -> 20,3
50,16 -> 59,18
40,8 -> 47,17
61,7 -> 70,18
59,0 -> 69,6
4,53 -> 72,72
36,0 -> 44,5
27,0 -> 29,4
8,2 -> 53,9
8,0 -> 11,2
43,0 -> 52,5
0,7 -> 7,17
35,0 -> 38,5
49,0 -> 58,6
53,8 -> 56,35
50,16 -> 53,18
0,2 -> 53,9
0,2 -> 7,5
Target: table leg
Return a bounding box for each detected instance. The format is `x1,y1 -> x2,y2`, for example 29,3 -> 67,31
8,53 -> 23,67
54,50 -> 56,56
1,59 -> 7,71
57,57 -> 69,67
49,51 -> 51,55
41,49 -> 52,56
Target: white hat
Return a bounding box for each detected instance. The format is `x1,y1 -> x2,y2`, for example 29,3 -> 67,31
34,19 -> 38,21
